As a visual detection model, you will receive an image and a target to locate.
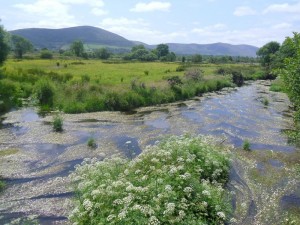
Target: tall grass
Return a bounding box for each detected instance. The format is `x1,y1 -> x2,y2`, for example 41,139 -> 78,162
1,60 -> 263,113
69,135 -> 231,224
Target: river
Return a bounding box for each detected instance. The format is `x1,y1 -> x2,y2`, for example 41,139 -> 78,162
0,80 -> 299,224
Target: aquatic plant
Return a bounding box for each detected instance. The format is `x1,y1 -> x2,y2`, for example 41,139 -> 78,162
69,135 -> 231,224
0,179 -> 5,191
87,138 -> 97,149
243,140 -> 251,151
53,115 -> 63,132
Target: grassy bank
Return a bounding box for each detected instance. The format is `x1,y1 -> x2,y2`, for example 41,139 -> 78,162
69,135 -> 231,224
1,60 -> 262,113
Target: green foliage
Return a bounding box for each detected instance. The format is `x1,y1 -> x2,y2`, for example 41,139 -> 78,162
71,40 -> 85,57
192,54 -> 202,63
0,78 -> 22,112
125,45 -> 157,61
232,71 -> 244,87
185,68 -> 204,81
0,25 -> 10,66
0,179 -> 5,191
69,135 -> 231,225
262,98 -> 269,106
243,140 -> 251,151
40,49 -> 53,59
53,115 -> 63,132
11,34 -> 33,59
257,41 -> 280,74
87,138 -> 97,149
278,32 -> 300,123
94,48 -> 111,60
34,79 -> 55,107
156,44 -> 169,59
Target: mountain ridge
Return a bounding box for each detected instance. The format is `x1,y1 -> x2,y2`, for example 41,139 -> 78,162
10,26 -> 258,57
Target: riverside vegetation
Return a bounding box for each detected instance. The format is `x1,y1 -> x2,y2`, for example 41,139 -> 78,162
69,135 -> 231,225
0,59 -> 264,114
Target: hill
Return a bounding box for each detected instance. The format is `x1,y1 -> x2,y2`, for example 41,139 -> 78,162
10,26 -> 258,57
10,26 -> 135,50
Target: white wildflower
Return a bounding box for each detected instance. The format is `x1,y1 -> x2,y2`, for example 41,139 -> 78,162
118,210 -> 127,220
178,210 -> 186,219
202,201 -> 208,207
177,157 -> 184,163
202,190 -> 211,197
183,187 -> 193,193
165,185 -> 172,192
163,203 -> 175,215
107,214 -> 116,222
83,199 -> 93,211
124,169 -> 129,175
113,199 -> 123,206
91,190 -> 100,199
151,157 -> 159,163
217,211 -> 226,220
148,215 -> 160,225
135,169 -> 141,175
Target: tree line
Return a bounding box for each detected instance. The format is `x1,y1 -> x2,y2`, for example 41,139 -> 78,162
257,32 -> 300,122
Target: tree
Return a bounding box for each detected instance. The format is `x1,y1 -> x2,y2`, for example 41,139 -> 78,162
278,32 -> 300,120
256,41 -> 280,70
131,44 -> 146,52
156,44 -> 169,59
192,54 -> 202,63
94,48 -> 111,60
70,40 -> 84,57
11,35 -> 33,59
40,49 -> 53,59
0,24 -> 10,65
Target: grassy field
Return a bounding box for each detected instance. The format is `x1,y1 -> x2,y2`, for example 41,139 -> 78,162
0,59 -> 262,113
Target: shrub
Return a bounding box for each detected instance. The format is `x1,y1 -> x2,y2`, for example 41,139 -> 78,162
0,179 -> 5,191
87,138 -> 97,149
53,115 -> 63,132
243,140 -> 251,151
34,79 -> 55,107
69,135 -> 231,225
232,71 -> 244,87
167,76 -> 183,87
184,68 -> 204,81
40,50 -> 53,59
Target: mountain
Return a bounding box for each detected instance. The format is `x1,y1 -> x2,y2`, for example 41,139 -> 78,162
10,26 -> 258,57
166,43 -> 258,57
10,26 -> 135,50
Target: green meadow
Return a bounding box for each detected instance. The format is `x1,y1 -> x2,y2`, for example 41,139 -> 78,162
1,59 -> 262,113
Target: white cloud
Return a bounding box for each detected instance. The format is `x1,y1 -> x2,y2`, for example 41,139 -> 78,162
131,1 -> 171,12
263,2 -> 300,14
272,22 -> 292,29
234,6 -> 256,16
100,17 -> 148,27
99,16 -> 186,44
191,23 -> 294,47
91,8 -> 108,16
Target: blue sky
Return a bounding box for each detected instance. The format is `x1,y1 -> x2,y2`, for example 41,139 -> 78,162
1,0 -> 300,47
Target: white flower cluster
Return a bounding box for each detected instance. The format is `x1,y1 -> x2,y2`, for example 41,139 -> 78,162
69,135 -> 231,224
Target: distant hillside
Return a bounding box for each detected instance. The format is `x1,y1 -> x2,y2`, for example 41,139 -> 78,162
10,26 -> 258,57
10,26 -> 135,50
146,43 -> 258,57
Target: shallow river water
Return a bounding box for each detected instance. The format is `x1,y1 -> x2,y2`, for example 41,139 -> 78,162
0,80 -> 299,224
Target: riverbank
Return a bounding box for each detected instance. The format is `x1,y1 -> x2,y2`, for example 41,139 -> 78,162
0,81 -> 299,224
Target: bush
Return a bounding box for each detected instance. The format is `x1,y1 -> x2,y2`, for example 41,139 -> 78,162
34,79 -> 55,107
69,135 -> 231,225
184,68 -> 204,81
0,179 -> 5,191
87,138 -> 97,149
53,115 -> 63,132
232,71 -> 244,87
40,50 -> 53,59
243,140 -> 251,151
0,79 -> 22,112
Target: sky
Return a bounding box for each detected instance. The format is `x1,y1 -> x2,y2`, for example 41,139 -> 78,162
1,0 -> 300,47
